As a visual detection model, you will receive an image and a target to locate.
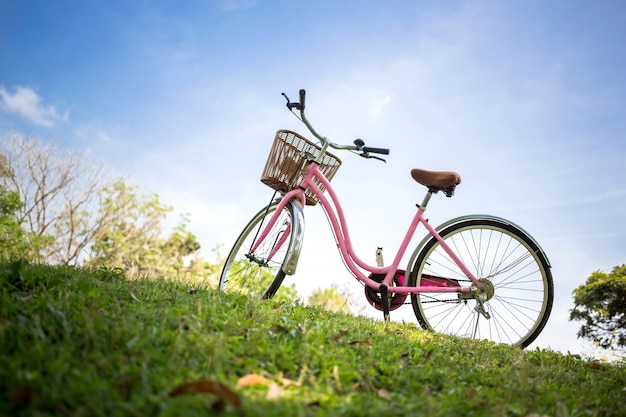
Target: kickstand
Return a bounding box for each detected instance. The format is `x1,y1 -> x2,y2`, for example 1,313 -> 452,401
379,284 -> 391,323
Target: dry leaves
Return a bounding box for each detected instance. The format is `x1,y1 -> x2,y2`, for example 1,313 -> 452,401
584,362 -> 605,370
236,374 -> 270,388
331,329 -> 374,347
349,340 -> 373,347
169,374 -> 302,413
265,383 -> 285,400
278,376 -> 301,387
236,373 -> 301,400
331,329 -> 350,342
169,379 -> 243,415
377,388 -> 392,400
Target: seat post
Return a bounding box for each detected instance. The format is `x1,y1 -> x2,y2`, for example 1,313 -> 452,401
419,190 -> 434,210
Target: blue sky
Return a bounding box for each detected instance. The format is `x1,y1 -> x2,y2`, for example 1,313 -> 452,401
1,0 -> 625,354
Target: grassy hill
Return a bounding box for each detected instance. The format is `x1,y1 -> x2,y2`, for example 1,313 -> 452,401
1,262 -> 624,416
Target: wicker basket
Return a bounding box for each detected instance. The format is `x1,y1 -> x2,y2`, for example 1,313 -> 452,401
261,130 -> 342,205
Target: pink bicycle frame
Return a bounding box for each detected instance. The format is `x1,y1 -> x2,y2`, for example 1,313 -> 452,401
250,160 -> 480,296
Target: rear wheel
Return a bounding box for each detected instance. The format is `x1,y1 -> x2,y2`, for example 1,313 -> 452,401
219,202 -> 293,299
409,218 -> 553,348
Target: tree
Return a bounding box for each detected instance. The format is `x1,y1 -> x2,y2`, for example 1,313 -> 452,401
85,179 -> 208,278
570,265 -> 626,349
1,132 -> 221,282
0,133 -> 110,264
307,285 -> 351,313
0,154 -> 49,261
0,186 -> 33,261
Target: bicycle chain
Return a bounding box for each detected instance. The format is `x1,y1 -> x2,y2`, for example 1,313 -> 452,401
402,299 -> 461,305
398,277 -> 475,305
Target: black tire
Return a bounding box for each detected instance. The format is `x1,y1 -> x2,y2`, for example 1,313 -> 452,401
409,218 -> 553,348
219,202 -> 293,299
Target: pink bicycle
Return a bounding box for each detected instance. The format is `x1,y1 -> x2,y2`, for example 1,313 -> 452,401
220,89 -> 553,348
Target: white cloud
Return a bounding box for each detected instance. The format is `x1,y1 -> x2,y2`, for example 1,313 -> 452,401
0,85 -> 69,127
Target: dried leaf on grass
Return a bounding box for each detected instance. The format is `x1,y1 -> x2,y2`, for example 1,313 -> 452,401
349,340 -> 373,346
278,376 -> 301,387
266,383 -> 285,400
377,388 -> 392,400
237,374 -> 293,401
237,373 -> 301,389
332,329 -> 350,342
236,374 -> 270,388
584,362 -> 605,370
169,379 -> 243,415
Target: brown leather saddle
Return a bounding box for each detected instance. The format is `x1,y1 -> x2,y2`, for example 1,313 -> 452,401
411,168 -> 461,197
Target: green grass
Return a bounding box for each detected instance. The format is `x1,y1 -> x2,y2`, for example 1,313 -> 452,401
1,263 -> 625,417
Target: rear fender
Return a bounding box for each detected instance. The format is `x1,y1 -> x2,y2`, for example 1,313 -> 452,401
405,214 -> 551,274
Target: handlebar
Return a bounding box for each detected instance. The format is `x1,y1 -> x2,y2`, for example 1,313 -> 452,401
299,89 -> 306,110
353,139 -> 390,155
282,89 -> 390,162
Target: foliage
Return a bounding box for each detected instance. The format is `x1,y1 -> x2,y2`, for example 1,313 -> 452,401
570,265 -> 626,349
85,179 -> 211,279
307,284 -> 351,313
1,133 -> 219,281
0,187 -> 31,261
0,133 -> 110,264
0,157 -> 49,261
2,263 -> 625,417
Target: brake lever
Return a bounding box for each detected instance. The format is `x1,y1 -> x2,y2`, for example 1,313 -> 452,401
360,153 -> 387,163
282,92 -> 302,111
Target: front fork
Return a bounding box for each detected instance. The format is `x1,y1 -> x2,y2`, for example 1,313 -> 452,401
247,222 -> 292,266
249,198 -> 306,276
268,223 -> 291,262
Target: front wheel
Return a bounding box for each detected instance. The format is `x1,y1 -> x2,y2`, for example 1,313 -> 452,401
219,202 -> 294,300
409,218 -> 553,348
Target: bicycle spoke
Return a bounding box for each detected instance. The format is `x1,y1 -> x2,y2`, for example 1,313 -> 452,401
411,219 -> 553,348
220,203 -> 294,300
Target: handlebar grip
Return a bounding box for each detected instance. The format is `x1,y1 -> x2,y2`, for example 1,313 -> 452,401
299,89 -> 306,110
363,146 -> 390,155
